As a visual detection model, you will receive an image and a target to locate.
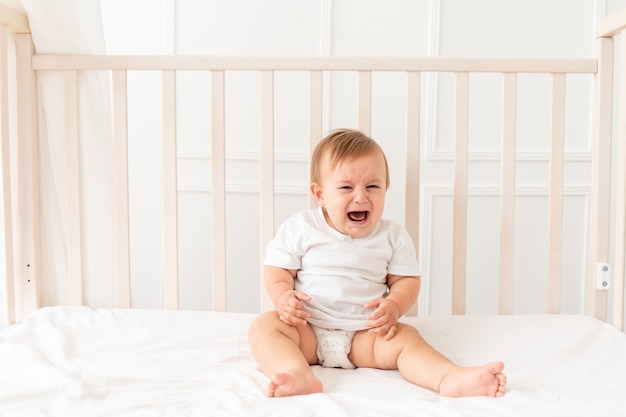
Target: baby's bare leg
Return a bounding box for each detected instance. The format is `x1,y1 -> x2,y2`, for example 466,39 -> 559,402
349,324 -> 506,397
248,312 -> 322,397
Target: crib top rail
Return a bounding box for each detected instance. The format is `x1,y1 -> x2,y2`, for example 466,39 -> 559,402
30,54 -> 597,74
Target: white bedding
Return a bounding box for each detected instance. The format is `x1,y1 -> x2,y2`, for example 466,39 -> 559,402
1,307 -> 625,417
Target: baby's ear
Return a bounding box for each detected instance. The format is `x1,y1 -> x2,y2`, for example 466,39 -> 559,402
310,183 -> 324,206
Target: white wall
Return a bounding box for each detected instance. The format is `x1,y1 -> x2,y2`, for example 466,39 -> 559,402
96,0 -> 626,316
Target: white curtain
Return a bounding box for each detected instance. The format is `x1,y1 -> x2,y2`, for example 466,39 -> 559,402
20,0 -> 114,307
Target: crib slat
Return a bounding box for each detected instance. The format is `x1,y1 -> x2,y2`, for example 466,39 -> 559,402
613,28 -> 626,331
64,70 -> 82,306
452,72 -> 469,315
259,71 -> 274,313
211,70 -> 227,312
358,71 -> 372,135
588,37 -> 614,321
405,71 -> 421,250
546,74 -> 566,313
112,71 -> 131,308
15,33 -> 40,318
405,71 -> 420,316
546,74 -> 566,314
499,73 -> 517,315
0,25 -> 15,324
162,70 -> 179,310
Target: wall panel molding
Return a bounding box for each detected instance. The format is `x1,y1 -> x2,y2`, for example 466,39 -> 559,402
177,147 -> 308,195
422,0 -> 442,165
179,181 -> 306,195
178,147 -> 308,163
426,149 -> 593,162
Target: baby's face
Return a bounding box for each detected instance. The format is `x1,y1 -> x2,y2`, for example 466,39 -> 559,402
311,152 -> 388,238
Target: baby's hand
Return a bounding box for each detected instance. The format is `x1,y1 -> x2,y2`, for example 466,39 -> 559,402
275,290 -> 311,327
365,298 -> 400,340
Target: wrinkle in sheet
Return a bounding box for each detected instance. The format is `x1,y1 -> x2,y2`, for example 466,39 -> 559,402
2,307 -> 626,417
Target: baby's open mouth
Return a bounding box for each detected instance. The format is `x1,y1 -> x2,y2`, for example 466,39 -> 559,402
348,211 -> 368,222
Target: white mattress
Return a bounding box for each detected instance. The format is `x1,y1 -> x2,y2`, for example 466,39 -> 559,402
1,306 -> 625,416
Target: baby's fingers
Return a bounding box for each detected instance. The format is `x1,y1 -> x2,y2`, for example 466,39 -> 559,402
383,324 -> 397,340
293,290 -> 311,302
366,313 -> 386,327
278,304 -> 310,326
367,323 -> 397,340
364,298 -> 382,311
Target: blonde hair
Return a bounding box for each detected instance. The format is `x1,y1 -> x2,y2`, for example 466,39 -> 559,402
310,129 -> 390,187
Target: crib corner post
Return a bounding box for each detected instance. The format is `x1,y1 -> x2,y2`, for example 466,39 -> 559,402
587,36 -> 614,322
0,23 -> 15,327
14,33 -> 41,320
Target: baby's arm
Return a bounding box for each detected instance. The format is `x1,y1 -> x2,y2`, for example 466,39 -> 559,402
365,274 -> 420,340
385,274 -> 421,315
264,265 -> 311,326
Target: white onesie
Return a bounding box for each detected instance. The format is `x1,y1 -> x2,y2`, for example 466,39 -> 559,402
264,207 -> 421,332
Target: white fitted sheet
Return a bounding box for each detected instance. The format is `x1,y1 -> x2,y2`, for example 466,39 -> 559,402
1,306 -> 625,416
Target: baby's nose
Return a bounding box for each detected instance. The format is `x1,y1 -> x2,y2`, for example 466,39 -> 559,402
353,188 -> 369,202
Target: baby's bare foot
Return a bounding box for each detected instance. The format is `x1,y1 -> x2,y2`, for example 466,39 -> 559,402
268,371 -> 323,397
439,361 -> 506,397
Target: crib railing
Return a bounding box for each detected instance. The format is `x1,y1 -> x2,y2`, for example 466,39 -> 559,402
1,6 -> 625,330
27,55 -> 598,315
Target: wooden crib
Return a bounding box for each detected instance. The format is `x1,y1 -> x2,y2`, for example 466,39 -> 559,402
1,4 -> 626,416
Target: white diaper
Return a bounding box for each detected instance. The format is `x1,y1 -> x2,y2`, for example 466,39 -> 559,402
311,325 -> 357,369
